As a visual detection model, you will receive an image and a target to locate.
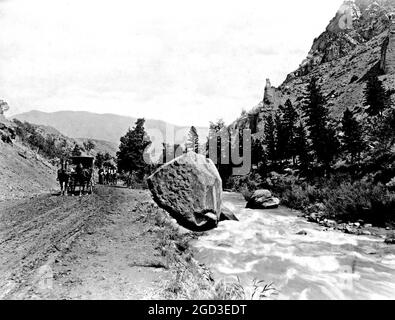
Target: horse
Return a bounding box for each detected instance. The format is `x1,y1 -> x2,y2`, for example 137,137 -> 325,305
111,171 -> 118,185
57,161 -> 70,196
70,164 -> 92,196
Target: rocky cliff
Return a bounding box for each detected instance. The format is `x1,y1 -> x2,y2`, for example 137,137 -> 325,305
233,0 -> 395,134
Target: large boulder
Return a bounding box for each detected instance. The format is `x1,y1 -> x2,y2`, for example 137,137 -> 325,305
246,189 -> 280,209
147,152 -> 223,232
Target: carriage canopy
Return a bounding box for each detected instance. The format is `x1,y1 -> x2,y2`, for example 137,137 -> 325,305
68,156 -> 94,169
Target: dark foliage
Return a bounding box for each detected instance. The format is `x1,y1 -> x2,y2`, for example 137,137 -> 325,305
117,118 -> 152,181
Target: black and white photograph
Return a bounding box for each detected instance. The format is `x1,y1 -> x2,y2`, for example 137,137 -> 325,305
0,0 -> 395,305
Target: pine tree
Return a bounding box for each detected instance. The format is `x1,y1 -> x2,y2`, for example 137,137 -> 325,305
71,144 -> 82,156
117,118 -> 152,180
363,74 -> 394,154
83,139 -> 95,154
207,119 -> 232,182
303,77 -> 339,172
251,137 -> 265,166
363,75 -> 390,118
264,114 -> 277,167
280,99 -> 298,164
341,108 -> 365,164
275,111 -> 286,165
294,123 -> 311,173
94,152 -> 105,168
186,126 -> 199,153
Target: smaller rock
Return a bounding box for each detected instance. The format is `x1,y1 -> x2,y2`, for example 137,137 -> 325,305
260,197 -> 280,209
354,222 -> 361,228
324,219 -> 337,228
220,207 -> 239,222
364,224 -> 373,228
246,190 -> 280,209
385,233 -> 395,245
296,230 -> 308,236
251,189 -> 272,200
308,212 -> 319,222
361,230 -> 372,236
345,226 -> 357,235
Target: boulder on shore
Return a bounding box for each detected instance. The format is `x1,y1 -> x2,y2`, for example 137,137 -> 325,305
385,233 -> 395,245
246,189 -> 280,209
220,206 -> 239,222
147,152 -> 223,232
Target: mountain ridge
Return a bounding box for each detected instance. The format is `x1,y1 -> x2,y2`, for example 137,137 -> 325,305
12,110 -> 209,145
232,0 -> 395,135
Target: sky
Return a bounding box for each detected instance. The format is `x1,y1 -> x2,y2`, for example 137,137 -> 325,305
0,0 -> 344,126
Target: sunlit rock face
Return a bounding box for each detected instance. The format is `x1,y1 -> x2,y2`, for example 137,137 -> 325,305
382,12 -> 395,74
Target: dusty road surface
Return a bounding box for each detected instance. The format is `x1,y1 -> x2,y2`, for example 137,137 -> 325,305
0,186 -> 189,299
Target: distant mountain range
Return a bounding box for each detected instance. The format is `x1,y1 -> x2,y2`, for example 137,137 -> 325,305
12,110 -> 209,146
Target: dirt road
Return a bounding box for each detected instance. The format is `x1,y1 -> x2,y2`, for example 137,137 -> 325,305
0,185 -> 201,300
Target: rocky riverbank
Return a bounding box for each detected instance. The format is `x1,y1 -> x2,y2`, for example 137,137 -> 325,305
301,209 -> 395,245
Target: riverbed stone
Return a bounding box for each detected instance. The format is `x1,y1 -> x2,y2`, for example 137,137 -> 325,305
345,226 -> 358,234
324,219 -> 337,228
220,207 -> 239,222
308,212 -> 319,222
296,230 -> 308,236
385,233 -> 395,245
147,152 -> 223,232
246,189 -> 280,209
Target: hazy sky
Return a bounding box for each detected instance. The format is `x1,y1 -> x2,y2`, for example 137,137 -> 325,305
0,0 -> 344,126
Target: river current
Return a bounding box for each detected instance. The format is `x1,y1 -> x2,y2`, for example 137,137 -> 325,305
192,193 -> 395,300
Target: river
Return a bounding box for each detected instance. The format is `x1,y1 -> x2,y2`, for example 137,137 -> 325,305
192,193 -> 395,300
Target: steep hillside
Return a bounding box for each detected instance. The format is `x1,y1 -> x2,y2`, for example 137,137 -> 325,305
233,0 -> 395,134
12,110 -> 209,145
0,116 -> 57,201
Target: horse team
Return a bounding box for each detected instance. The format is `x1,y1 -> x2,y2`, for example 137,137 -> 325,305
57,160 -> 94,196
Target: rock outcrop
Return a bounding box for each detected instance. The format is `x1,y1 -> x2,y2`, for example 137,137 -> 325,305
246,189 -> 280,209
0,100 -> 16,144
382,12 -> 395,74
263,79 -> 276,105
147,152 -> 223,232
0,99 -> 10,115
231,0 -> 395,135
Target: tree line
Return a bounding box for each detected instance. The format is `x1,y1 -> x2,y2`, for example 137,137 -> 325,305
12,119 -> 101,162
115,73 -> 395,188
247,74 -> 395,182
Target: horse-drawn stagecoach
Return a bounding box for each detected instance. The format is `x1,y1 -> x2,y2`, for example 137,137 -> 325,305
58,156 -> 95,196
68,156 -> 95,195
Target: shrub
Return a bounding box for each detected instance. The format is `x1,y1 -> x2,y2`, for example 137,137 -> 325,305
323,181 -> 395,225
